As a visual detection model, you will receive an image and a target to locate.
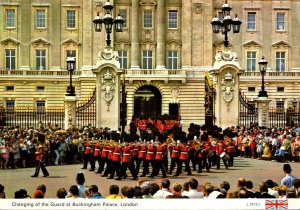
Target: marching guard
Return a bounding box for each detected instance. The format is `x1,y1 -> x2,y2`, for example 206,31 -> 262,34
116,143 -> 137,180
175,141 -> 192,176
31,134 -> 49,178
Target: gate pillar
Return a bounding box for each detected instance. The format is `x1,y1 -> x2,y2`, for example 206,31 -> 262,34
92,47 -> 122,130
64,96 -> 78,129
210,49 -> 244,128
255,98 -> 271,128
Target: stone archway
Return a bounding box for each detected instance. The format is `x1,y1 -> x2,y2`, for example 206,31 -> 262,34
134,85 -> 162,119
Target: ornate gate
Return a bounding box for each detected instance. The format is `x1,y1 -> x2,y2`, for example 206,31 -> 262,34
239,91 -> 258,127
76,88 -> 96,128
204,72 -> 216,129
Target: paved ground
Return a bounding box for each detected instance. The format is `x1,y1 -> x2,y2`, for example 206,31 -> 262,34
1,158 -> 299,198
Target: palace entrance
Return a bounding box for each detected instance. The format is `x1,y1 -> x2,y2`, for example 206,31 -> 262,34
134,85 -> 162,119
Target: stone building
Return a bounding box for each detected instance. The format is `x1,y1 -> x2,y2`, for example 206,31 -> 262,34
0,0 -> 299,129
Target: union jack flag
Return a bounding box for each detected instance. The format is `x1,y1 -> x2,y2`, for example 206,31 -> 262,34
265,199 -> 288,210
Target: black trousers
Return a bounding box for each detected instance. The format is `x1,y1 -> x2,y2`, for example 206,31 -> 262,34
176,159 -> 191,175
152,160 -> 166,177
98,157 -> 108,173
143,159 -> 155,176
216,155 -> 228,169
228,153 -> 235,167
135,158 -> 147,175
33,160 -> 49,177
118,161 -> 137,179
109,161 -> 121,178
197,157 -> 210,172
169,158 -> 178,173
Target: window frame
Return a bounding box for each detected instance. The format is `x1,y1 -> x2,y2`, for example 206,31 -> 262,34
247,12 -> 256,31
275,51 -> 286,72
36,49 -> 47,70
36,9 -> 46,29
6,9 -> 16,28
276,12 -> 285,32
66,10 -> 77,29
119,10 -> 127,28
118,50 -> 128,69
6,100 -> 15,110
168,10 -> 178,29
6,86 -> 14,91
246,51 -> 257,71
142,50 -> 153,69
143,10 -> 153,28
36,86 -> 45,92
167,50 -> 178,70
276,101 -> 285,109
5,49 -> 16,70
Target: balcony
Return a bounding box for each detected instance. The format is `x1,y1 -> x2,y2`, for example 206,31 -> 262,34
241,71 -> 300,82
125,69 -> 187,84
0,70 -> 82,77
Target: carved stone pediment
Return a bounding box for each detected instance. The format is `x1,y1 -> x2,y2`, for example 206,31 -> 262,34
243,40 -> 262,47
61,39 -> 81,46
272,40 -> 290,48
215,49 -> 238,62
139,0 -> 157,6
0,38 -> 20,46
31,38 -> 51,47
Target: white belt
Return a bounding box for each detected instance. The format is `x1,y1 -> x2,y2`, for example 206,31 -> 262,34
103,149 -> 109,152
147,152 -> 154,154
95,149 -> 100,151
228,146 -> 235,148
86,147 -> 91,149
173,150 -> 178,153
181,152 -> 188,154
113,153 -> 121,155
134,149 -> 139,151
140,151 -> 146,153
123,154 -> 130,156
157,152 -> 163,154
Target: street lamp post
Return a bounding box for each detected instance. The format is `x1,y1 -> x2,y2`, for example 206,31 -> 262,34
292,98 -> 297,111
211,0 -> 242,47
93,0 -> 124,46
66,57 -> 76,96
258,57 -> 268,97
121,71 -> 126,134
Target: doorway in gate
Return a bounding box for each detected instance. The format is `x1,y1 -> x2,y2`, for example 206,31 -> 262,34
134,85 -> 162,119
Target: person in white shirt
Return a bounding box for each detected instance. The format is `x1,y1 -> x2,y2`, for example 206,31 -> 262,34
185,178 -> 204,198
153,179 -> 173,199
181,182 -> 190,197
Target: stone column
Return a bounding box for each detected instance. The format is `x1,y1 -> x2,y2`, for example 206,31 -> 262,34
181,0 -> 192,69
156,0 -> 166,69
256,98 -> 271,128
64,96 -> 78,129
130,0 -> 140,69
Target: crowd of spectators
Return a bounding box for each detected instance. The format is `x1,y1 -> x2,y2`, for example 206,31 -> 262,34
0,164 -> 299,199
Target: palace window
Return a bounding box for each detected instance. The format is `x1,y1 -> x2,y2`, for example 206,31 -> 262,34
6,100 -> 15,110
5,49 -> 16,70
66,50 -> 76,70
36,49 -> 46,70
6,86 -> 14,91
36,100 -> 45,112
247,12 -> 256,31
119,10 -> 127,28
276,51 -> 285,72
167,50 -> 178,69
143,10 -> 152,28
37,86 -> 45,92
168,11 -> 178,29
67,10 -> 76,29
142,50 -> 152,69
246,51 -> 256,71
118,50 -> 128,69
36,9 -> 46,28
248,87 -> 255,92
276,101 -> 285,109
6,9 -> 15,28
276,12 -> 285,31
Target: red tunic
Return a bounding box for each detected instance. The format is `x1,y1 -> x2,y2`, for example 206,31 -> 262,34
93,144 -> 101,156
138,145 -> 147,159
122,146 -> 132,162
101,146 -> 109,158
35,146 -> 43,161
171,145 -> 179,158
179,145 -> 189,161
84,143 -> 91,155
155,145 -> 164,160
146,145 -> 155,161
112,147 -> 122,162
226,141 -> 235,154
